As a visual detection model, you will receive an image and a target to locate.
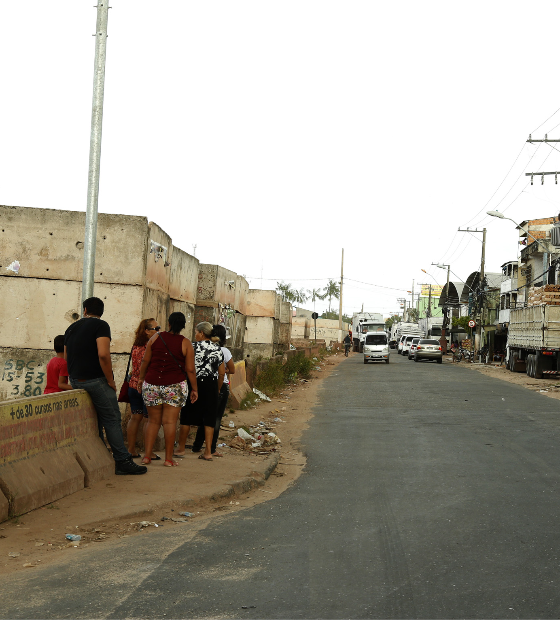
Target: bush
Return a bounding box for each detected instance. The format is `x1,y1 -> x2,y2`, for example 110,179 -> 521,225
254,352 -> 315,396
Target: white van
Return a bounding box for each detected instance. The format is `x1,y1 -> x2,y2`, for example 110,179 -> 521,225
363,333 -> 390,364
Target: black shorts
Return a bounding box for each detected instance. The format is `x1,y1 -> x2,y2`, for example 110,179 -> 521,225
180,376 -> 219,428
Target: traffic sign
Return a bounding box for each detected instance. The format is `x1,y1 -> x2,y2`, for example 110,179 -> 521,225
468,319 -> 476,328
311,312 -> 319,320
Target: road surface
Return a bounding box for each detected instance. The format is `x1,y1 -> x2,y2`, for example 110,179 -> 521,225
3,352 -> 560,618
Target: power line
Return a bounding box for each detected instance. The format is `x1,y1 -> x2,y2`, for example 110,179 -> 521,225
532,105 -> 560,134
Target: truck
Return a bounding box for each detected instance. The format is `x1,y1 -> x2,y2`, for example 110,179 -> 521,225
389,322 -> 424,349
418,317 -> 445,340
506,305 -> 560,378
351,312 -> 385,352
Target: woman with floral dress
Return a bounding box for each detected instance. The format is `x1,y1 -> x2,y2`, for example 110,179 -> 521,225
126,317 -> 161,460
137,312 -> 198,467
176,322 -> 225,461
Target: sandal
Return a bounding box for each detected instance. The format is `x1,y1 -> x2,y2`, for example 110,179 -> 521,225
141,457 -> 151,465
212,452 -> 224,458
151,454 -> 162,461
198,454 -> 213,461
131,454 -> 141,459
164,459 -> 179,467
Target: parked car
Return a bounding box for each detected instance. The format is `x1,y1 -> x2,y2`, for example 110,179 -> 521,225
408,337 -> 422,360
401,335 -> 416,357
414,339 -> 443,363
363,333 -> 390,364
397,335 -> 407,355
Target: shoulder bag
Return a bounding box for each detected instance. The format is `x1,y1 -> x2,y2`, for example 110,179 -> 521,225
117,349 -> 133,403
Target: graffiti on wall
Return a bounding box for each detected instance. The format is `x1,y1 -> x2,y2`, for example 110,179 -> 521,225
1,359 -> 46,399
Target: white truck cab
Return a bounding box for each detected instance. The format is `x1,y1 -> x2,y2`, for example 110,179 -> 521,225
363,332 -> 390,364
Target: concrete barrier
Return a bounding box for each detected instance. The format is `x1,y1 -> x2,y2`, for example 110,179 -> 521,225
0,390 -> 114,521
228,361 -> 252,408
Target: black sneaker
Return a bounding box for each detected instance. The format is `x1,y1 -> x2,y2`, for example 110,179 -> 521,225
115,457 -> 148,475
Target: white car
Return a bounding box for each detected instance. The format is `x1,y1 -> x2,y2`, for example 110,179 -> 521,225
401,335 -> 416,357
397,335 -> 407,355
363,333 -> 390,364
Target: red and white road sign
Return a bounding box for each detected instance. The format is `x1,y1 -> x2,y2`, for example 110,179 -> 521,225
468,320 -> 476,328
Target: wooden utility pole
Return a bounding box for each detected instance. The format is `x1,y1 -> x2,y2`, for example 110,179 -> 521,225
338,249 -> 344,340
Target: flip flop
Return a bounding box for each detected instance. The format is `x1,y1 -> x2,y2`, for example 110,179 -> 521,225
141,457 -> 151,465
164,459 -> 179,467
151,454 -> 162,461
173,453 -> 185,458
130,454 -> 141,459
198,454 -> 213,461
212,452 -> 224,458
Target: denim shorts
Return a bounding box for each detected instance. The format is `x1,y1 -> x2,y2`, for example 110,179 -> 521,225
142,380 -> 188,408
128,387 -> 148,418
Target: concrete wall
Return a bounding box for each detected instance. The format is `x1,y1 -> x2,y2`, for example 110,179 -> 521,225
0,389 -> 114,521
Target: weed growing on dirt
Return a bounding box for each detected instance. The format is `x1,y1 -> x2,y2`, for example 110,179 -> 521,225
240,392 -> 260,410
255,352 -> 315,396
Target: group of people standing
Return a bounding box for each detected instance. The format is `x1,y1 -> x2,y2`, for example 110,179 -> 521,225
126,312 -> 234,467
59,296 -> 233,475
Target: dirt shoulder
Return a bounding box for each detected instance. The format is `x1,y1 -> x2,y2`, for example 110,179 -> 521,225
0,350 -> 347,576
446,355 -> 560,401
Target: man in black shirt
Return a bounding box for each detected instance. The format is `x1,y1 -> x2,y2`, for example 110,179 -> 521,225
65,297 -> 147,475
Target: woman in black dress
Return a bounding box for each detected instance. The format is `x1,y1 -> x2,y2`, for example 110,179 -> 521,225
176,322 -> 225,461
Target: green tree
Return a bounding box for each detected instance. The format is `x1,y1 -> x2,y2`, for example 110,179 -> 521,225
385,314 -> 402,329
325,279 -> 340,313
309,287 -> 326,311
276,281 -> 295,302
407,308 -> 419,323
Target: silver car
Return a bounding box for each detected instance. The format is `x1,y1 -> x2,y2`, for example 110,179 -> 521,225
401,335 -> 416,357
414,339 -> 443,363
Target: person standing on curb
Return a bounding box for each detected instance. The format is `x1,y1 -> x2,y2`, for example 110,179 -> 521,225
191,324 -> 235,458
64,297 -> 147,476
137,312 -> 198,468
175,322 -> 225,462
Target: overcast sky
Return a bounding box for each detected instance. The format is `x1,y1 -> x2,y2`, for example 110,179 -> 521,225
3,1 -> 560,317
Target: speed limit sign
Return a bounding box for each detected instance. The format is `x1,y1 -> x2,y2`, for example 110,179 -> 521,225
468,320 -> 476,328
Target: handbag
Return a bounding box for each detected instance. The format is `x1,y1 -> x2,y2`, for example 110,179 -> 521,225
117,349 -> 133,403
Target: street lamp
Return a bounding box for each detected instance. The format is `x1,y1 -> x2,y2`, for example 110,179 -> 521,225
487,210 -> 549,252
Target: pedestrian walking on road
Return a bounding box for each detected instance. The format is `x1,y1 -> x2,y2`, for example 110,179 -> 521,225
191,324 -> 234,458
175,322 -> 225,462
126,318 -> 162,461
64,297 -> 147,476
137,312 -> 198,468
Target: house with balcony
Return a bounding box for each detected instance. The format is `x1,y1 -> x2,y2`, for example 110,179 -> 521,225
499,261 -> 519,326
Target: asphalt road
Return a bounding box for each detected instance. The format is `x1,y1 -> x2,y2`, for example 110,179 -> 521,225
4,352 -> 560,619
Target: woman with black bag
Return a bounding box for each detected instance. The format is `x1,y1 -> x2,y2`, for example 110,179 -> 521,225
175,322 -> 225,461
137,312 -> 198,467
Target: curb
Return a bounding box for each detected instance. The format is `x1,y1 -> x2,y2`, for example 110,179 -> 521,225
79,453 -> 281,528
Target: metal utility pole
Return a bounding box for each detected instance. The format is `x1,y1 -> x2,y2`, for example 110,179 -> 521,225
411,279 -> 415,317
432,263 -> 451,353
526,135 -> 560,185
427,284 -> 432,318
82,2 -> 110,307
458,227 -> 486,360
338,249 -> 344,339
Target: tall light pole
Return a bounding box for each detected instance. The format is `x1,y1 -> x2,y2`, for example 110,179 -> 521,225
338,248 -> 344,340
433,263 -> 450,353
82,2 -> 110,306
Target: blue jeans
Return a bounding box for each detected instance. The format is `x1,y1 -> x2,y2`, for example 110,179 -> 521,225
70,376 -> 131,463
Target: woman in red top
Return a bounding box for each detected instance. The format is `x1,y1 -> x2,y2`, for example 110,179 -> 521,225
138,312 -> 198,467
126,318 -> 159,458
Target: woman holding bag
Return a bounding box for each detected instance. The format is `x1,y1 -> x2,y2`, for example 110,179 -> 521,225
137,312 -> 198,467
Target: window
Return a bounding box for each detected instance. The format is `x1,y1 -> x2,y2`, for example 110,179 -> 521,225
365,334 -> 387,345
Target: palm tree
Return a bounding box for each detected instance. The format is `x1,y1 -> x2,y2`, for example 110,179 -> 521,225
325,279 -> 340,313
292,289 -> 309,305
309,287 -> 326,311
276,281 -> 296,302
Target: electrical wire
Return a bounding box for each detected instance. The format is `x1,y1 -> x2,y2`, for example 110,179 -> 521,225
462,142 -> 530,227
532,105 -> 560,134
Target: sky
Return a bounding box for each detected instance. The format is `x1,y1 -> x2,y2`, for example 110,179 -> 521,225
3,1 -> 560,318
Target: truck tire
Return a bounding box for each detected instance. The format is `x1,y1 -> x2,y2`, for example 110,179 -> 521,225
527,354 -> 535,378
535,353 -> 544,379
